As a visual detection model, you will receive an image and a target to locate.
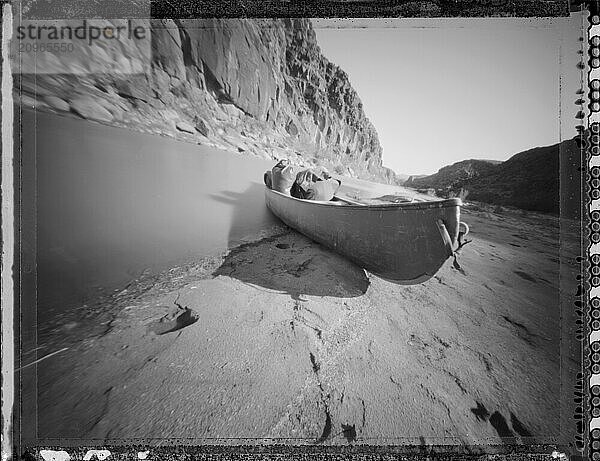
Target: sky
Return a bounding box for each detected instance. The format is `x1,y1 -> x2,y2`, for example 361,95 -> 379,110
313,16 -> 582,175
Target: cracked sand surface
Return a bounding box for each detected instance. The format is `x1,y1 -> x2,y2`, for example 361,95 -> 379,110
34,206 -> 579,446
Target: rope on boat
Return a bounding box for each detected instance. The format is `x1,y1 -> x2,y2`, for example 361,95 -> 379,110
452,221 -> 472,274
456,222 -> 471,252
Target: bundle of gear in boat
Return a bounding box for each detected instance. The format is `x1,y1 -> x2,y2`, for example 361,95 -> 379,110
264,159 -> 342,201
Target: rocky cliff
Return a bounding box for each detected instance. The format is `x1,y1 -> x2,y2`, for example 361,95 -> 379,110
16,18 -> 396,183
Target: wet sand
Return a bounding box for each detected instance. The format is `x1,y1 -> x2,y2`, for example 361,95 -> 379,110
31,204 -> 579,447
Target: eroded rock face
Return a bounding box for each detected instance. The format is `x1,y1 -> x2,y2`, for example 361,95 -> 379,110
17,18 -> 397,183
70,96 -> 114,123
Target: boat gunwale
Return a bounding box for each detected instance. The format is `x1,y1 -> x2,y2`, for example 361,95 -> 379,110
265,186 -> 462,210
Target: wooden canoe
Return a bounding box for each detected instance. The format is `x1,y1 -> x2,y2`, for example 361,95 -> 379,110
265,186 -> 463,284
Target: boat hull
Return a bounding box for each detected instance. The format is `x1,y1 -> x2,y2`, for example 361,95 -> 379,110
265,187 -> 462,283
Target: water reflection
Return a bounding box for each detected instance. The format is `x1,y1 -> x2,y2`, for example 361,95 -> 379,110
209,181 -> 276,250
29,110 -> 276,316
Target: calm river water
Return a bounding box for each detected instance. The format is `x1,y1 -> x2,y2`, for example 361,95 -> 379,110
22,110 -> 277,315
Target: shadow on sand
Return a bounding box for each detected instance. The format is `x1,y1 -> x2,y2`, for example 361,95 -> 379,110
210,189 -> 368,300
213,233 -> 370,299
211,182 -> 369,299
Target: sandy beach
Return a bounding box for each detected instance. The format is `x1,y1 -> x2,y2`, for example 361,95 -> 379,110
10,11 -> 586,458
30,203 -> 579,447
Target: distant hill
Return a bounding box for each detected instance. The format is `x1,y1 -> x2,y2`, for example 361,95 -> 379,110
393,173 -> 411,184
404,138 -> 580,215
404,159 -> 501,189
402,174 -> 427,185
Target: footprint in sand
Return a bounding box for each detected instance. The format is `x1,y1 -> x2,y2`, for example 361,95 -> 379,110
470,401 -> 532,440
146,305 -> 198,335
513,270 -> 536,283
471,401 -> 489,422
341,423 -> 357,442
407,334 -> 446,361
